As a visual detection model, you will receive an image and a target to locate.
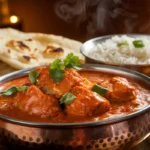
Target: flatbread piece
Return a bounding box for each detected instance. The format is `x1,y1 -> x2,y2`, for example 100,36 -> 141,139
0,28 -> 84,70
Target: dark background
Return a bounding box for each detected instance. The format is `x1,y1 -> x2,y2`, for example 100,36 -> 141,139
8,0 -> 150,42
8,0 -> 83,40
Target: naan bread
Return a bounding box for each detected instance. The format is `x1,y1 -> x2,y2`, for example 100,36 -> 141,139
0,28 -> 84,69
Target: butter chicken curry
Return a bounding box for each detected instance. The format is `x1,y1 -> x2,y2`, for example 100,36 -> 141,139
0,53 -> 149,123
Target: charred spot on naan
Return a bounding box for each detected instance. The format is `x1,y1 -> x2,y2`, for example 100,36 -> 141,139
7,49 -> 11,53
43,45 -> 64,58
23,55 -> 31,61
25,38 -> 33,41
6,40 -> 30,51
18,54 -> 38,63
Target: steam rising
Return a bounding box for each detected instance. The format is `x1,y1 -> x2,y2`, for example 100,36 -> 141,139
55,0 -> 150,37
55,0 -> 87,24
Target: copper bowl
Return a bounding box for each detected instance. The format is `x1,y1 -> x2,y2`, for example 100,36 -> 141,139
80,34 -> 150,76
0,64 -> 150,150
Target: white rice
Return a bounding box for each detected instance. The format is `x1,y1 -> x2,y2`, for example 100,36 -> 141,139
88,35 -> 150,64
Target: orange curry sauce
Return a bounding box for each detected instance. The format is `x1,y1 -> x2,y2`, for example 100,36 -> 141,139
0,67 -> 149,123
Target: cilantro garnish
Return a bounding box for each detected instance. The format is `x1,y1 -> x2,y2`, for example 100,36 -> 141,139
1,86 -> 28,96
92,84 -> 108,96
59,92 -> 76,104
29,70 -> 40,84
50,53 -> 80,83
64,53 -> 80,68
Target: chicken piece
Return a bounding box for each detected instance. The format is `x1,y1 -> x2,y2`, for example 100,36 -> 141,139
105,77 -> 136,102
36,67 -> 93,98
13,85 -> 64,121
65,86 -> 110,117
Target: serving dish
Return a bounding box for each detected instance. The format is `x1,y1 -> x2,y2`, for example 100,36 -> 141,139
0,64 -> 150,150
80,34 -> 150,76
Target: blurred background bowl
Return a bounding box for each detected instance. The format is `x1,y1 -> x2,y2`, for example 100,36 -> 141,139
80,34 -> 150,76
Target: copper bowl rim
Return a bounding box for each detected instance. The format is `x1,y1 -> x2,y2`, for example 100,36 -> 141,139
0,64 -> 150,128
80,34 -> 150,67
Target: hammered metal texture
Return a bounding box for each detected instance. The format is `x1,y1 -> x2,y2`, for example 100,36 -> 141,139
0,109 -> 149,150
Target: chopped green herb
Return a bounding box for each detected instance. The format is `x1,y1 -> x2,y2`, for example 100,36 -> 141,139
1,86 -> 18,96
50,59 -> 65,83
50,59 -> 65,70
17,86 -> 28,92
49,53 -> 80,83
92,84 -> 108,96
29,70 -> 40,84
132,40 -> 144,48
59,92 -> 76,105
117,41 -> 129,47
64,53 -> 80,68
50,69 -> 64,83
1,86 -> 28,96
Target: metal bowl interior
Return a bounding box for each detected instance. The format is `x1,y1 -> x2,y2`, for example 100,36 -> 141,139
80,34 -> 150,76
0,64 -> 150,128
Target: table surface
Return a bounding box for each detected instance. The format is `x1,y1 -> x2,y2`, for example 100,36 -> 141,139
0,137 -> 149,150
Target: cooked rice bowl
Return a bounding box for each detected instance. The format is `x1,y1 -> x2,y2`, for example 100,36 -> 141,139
88,35 -> 150,64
